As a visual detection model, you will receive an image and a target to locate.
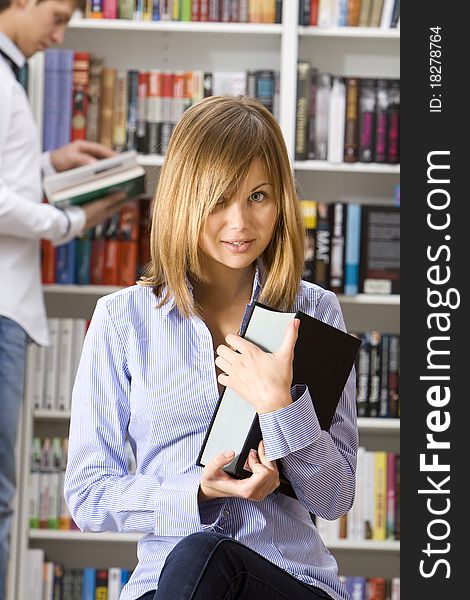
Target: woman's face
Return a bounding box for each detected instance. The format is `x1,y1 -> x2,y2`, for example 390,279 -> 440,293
198,160 -> 278,276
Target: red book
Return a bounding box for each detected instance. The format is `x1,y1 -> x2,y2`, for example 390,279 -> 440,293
309,0 -> 319,25
41,239 -> 56,284
103,0 -> 117,19
71,52 -> 90,141
191,0 -> 200,21
117,201 -> 140,286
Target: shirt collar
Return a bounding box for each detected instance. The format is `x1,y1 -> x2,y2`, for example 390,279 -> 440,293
159,260 -> 265,321
0,32 -> 26,70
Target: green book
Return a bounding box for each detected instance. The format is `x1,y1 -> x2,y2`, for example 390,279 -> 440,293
43,150 -> 146,208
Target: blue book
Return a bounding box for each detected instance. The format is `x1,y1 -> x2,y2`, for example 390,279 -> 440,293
121,568 -> 130,588
343,576 -> 366,600
57,49 -> 74,147
82,567 -> 96,600
55,239 -> 77,284
344,203 -> 362,295
42,49 -> 61,151
76,232 -> 92,285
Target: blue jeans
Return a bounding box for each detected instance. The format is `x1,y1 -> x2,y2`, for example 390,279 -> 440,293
0,317 -> 28,600
138,532 -> 333,600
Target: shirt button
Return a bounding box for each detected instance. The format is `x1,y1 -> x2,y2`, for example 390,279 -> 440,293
223,510 -> 230,518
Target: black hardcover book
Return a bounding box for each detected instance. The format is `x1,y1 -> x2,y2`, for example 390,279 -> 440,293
197,302 -> 361,499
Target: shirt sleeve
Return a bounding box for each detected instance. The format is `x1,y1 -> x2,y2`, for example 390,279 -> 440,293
0,80 -> 85,243
259,290 -> 358,520
64,297 -> 218,536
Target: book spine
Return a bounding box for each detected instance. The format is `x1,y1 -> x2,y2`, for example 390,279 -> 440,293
313,200 -> 330,288
373,79 -> 389,163
113,70 -> 128,151
295,60 -> 311,160
55,240 -> 77,285
126,70 -> 140,151
146,69 -> 163,154
373,450 -> 387,540
82,567 -> 96,600
328,201 -> 346,294
57,49 -> 74,147
314,73 -> 331,161
44,319 -> 60,410
95,569 -> 108,600
41,239 -> 56,284
307,68 -> 318,160
358,0 -> 372,26
42,49 -> 61,151
358,78 -> 376,163
255,69 -> 275,114
388,334 -> 400,417
367,331 -> 381,417
56,318 -> 74,411
103,213 -> 121,285
347,0 -> 361,26
136,71 -> 149,154
356,333 -> 370,417
160,71 -> 174,154
386,452 -> 396,540
86,56 -> 103,143
343,203 -> 361,295
300,200 -> 317,283
386,79 -> 400,163
29,437 -> 42,529
100,67 -> 116,148
327,77 -> 346,163
343,77 -> 359,163
378,333 -> 390,417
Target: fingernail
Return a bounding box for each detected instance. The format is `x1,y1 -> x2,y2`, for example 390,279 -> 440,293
224,450 -> 234,458
250,449 -> 257,457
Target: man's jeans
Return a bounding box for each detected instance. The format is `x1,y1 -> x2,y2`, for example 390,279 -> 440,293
0,317 -> 28,600
138,532 -> 333,600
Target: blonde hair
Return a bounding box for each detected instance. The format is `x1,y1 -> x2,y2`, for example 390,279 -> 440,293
140,95 -> 305,318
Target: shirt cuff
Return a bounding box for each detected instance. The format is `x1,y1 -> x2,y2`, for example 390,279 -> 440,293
153,471 -> 220,537
52,205 -> 86,246
41,151 -> 57,177
259,386 -> 321,461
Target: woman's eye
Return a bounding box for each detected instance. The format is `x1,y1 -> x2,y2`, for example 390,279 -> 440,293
250,191 -> 266,203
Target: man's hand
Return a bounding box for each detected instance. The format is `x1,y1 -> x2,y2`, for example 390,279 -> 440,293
215,319 -> 300,414
82,192 -> 127,231
199,440 -> 280,502
50,140 -> 116,172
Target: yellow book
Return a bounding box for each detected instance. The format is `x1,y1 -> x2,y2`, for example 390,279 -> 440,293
373,451 -> 387,540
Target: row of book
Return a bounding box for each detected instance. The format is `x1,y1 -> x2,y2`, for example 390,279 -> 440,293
295,68 -> 400,163
27,551 -> 132,600
41,196 -> 152,286
300,201 -> 400,296
26,320 -> 87,414
316,449 -> 400,542
42,48 -> 279,155
29,436 -> 136,531
299,0 -> 400,29
353,332 -> 399,419
339,576 -> 400,600
82,0 -> 282,23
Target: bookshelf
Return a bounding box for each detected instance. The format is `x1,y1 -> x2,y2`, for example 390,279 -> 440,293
11,4 -> 400,599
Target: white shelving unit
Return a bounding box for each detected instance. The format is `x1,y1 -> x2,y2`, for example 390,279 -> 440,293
13,6 -> 400,599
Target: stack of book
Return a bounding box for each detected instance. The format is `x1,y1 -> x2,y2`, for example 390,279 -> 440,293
299,0 -> 400,28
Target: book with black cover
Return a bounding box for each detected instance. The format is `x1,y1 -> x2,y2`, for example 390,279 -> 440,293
197,301 -> 361,499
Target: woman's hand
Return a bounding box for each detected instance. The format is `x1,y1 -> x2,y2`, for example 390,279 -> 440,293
215,318 -> 300,414
199,441 -> 280,502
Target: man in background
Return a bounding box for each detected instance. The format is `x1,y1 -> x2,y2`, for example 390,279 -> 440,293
0,1 -> 128,597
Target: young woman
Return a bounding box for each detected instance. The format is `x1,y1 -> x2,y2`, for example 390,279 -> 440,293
64,95 -> 358,600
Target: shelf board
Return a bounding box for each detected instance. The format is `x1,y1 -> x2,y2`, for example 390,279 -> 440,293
137,156 -> 401,174
294,161 -> 400,174
326,539 -> 400,551
299,26 -> 400,40
357,418 -> 399,432
42,286 -> 400,306
34,410 -> 400,433
68,18 -> 282,35
43,284 -> 122,295
30,529 -> 143,543
29,529 -> 398,551
337,294 -> 400,306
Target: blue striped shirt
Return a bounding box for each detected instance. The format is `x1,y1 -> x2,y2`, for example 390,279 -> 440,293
64,271 -> 358,600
